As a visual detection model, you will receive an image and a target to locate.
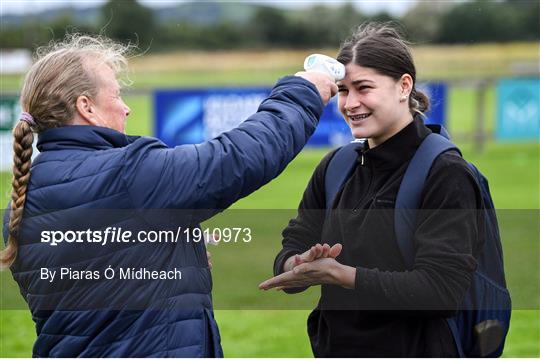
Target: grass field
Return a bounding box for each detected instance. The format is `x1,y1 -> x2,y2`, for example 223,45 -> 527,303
0,43 -> 539,357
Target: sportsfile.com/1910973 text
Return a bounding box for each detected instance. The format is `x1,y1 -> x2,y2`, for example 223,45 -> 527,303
40,227 -> 252,246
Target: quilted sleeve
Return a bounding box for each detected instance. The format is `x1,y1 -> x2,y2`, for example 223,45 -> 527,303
123,76 -> 324,218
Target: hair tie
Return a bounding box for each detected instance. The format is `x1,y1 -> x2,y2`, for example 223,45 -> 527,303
20,112 -> 36,126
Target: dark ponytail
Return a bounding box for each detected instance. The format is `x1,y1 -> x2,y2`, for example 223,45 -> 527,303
1,120 -> 34,268
410,87 -> 430,119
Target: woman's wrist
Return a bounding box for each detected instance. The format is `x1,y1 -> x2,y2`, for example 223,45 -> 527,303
332,263 -> 356,289
283,255 -> 296,273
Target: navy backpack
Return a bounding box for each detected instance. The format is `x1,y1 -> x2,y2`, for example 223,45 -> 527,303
324,125 -> 511,357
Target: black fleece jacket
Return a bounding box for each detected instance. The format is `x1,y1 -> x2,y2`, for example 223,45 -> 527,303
274,118 -> 485,357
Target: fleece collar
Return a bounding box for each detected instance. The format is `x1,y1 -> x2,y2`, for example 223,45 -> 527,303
355,117 -> 432,171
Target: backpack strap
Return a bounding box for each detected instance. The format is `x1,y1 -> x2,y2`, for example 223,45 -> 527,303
394,132 -> 460,269
426,123 -> 451,140
447,319 -> 466,357
324,141 -> 365,213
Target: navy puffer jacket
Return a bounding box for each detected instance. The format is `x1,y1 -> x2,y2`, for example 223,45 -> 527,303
5,77 -> 323,357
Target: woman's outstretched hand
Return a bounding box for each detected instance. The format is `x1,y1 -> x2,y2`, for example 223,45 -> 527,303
259,243 -> 356,290
283,243 -> 342,272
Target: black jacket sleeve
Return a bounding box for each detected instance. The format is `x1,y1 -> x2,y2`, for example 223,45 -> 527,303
273,150 -> 338,284
354,152 -> 484,311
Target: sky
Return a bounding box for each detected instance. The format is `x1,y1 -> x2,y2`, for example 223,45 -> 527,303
0,0 -> 417,16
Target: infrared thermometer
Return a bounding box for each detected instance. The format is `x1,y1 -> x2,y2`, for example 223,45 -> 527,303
303,54 -> 345,81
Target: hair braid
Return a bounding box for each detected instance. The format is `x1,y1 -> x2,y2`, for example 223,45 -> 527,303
1,121 -> 34,268
1,34 -> 133,268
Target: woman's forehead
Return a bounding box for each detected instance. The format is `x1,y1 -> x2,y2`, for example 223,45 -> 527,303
338,64 -> 386,84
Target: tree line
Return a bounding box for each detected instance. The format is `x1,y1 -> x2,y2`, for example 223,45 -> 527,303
1,0 -> 538,51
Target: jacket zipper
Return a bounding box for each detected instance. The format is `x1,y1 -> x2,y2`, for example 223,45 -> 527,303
352,153 -> 371,211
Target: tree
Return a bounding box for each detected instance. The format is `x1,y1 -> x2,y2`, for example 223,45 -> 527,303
438,0 -> 526,43
100,0 -> 155,48
333,3 -> 367,43
369,11 -> 397,24
401,2 -> 453,44
248,6 -> 292,47
505,0 -> 540,40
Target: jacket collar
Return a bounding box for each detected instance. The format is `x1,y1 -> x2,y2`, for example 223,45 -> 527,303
37,125 -> 138,152
356,117 -> 432,171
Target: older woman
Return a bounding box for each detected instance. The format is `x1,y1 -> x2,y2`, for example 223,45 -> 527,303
1,34 -> 336,357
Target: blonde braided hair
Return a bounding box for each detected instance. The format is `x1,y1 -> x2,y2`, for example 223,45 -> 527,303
0,34 -> 133,268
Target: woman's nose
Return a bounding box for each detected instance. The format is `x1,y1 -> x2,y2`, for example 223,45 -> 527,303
344,92 -> 361,111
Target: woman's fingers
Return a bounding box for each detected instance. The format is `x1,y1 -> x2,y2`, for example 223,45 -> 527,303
206,251 -> 213,269
313,244 -> 322,258
297,243 -> 343,266
329,243 -> 342,258
259,264 -> 318,289
294,254 -> 302,267
321,243 -> 331,257
260,277 -> 312,290
259,271 -> 297,289
301,245 -> 317,262
313,243 -> 325,259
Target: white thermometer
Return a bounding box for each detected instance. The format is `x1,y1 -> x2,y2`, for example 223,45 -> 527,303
303,54 -> 345,81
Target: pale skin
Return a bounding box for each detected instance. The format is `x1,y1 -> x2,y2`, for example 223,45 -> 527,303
260,63 -> 416,291
72,61 -> 131,133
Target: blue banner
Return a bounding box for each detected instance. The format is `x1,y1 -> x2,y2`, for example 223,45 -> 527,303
419,82 -> 447,127
496,78 -> 540,141
154,83 -> 447,147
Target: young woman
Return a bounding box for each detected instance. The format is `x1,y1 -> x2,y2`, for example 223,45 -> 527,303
0,34 -> 336,357
260,23 -> 484,357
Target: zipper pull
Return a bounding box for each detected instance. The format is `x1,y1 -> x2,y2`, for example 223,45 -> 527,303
361,153 -> 365,166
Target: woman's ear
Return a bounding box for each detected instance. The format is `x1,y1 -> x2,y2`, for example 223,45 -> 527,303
399,74 -> 413,97
75,95 -> 99,126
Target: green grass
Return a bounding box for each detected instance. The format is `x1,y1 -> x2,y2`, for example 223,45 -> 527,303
504,310 -> 540,357
447,86 -> 496,136
125,95 -> 152,136
130,69 -> 297,89
216,310 -> 314,357
1,310 -> 538,357
0,67 -> 297,93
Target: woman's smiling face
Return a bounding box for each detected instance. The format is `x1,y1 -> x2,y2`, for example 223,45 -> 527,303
337,63 -> 413,147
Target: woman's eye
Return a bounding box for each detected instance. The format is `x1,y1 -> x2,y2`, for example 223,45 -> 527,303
358,86 -> 370,91
337,88 -> 348,93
